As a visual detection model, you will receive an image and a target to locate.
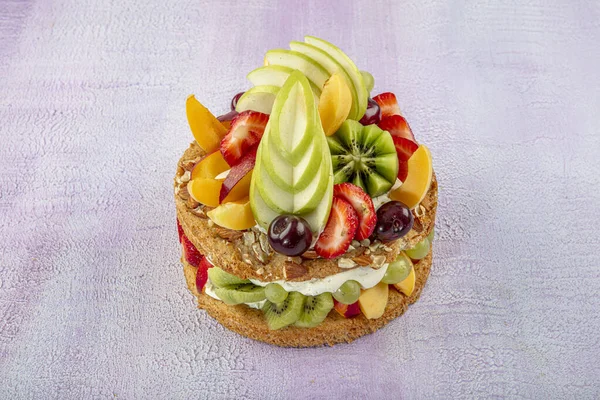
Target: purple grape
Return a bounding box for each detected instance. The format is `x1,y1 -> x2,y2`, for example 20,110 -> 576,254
268,215 -> 313,256
373,201 -> 413,242
359,98 -> 382,125
231,92 -> 245,110
217,110 -> 238,123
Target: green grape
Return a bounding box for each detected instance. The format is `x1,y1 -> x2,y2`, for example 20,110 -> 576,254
405,238 -> 430,260
265,283 -> 288,303
333,280 -> 361,305
381,256 -> 412,284
427,227 -> 435,243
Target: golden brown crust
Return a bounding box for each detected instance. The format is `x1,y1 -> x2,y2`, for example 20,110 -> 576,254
175,142 -> 438,282
182,248 -> 433,347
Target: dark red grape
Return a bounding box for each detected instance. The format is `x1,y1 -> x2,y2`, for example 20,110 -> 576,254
268,215 -> 312,256
231,92 -> 245,110
359,98 -> 382,125
373,201 -> 413,242
217,110 -> 238,122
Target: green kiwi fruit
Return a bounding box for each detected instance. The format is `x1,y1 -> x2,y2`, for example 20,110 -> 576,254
262,291 -> 305,330
294,292 -> 334,328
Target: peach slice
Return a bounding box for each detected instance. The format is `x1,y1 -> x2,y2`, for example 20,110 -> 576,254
358,282 -> 389,319
206,197 -> 256,230
221,170 -> 253,204
191,151 -> 230,180
186,95 -> 228,153
389,145 -> 433,209
318,73 -> 352,136
333,299 -> 361,318
187,178 -> 222,207
394,266 -> 415,296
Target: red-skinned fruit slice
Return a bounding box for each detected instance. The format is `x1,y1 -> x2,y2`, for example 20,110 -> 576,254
182,234 -> 203,268
392,137 -> 419,182
378,114 -> 416,142
219,147 -> 256,203
314,197 -> 359,259
196,257 -> 212,292
177,219 -> 184,243
333,298 -> 362,318
373,92 -> 401,118
220,110 -> 269,166
333,183 -> 376,240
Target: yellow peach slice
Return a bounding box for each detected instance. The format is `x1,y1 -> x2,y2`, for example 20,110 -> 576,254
221,170 -> 253,204
187,178 -> 222,207
206,197 -> 256,230
318,73 -> 352,136
394,266 -> 415,296
389,145 -> 433,209
186,95 -> 228,153
191,151 -> 230,180
358,282 -> 389,319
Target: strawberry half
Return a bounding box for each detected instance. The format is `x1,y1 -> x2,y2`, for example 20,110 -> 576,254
393,137 -> 418,182
196,257 -> 212,292
333,183 -> 376,240
220,110 -> 268,166
315,197 -> 359,259
177,219 -> 184,243
373,92 -> 401,118
182,234 -> 203,268
378,114 -> 416,142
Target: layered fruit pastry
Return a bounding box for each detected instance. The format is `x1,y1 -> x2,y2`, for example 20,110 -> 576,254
174,36 -> 437,347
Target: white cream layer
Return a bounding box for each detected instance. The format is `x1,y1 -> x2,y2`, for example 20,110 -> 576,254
204,263 -> 389,306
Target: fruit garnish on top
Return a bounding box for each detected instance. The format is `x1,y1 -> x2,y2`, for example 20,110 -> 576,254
182,36 -> 434,259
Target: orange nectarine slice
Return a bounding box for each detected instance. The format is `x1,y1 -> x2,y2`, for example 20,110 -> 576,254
358,282 -> 389,319
186,95 -> 228,153
187,178 -> 222,207
191,151 -> 230,180
206,197 -> 256,230
318,73 -> 352,136
389,145 -> 433,209
394,265 -> 415,296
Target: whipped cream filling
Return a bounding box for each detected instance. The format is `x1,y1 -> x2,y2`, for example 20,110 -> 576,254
204,263 -> 389,306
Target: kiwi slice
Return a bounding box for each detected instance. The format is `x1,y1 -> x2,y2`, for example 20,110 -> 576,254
328,120 -> 398,197
208,267 -> 250,287
262,291 -> 305,330
294,292 -> 334,328
214,284 -> 266,305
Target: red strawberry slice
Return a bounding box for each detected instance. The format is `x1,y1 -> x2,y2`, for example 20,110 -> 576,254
182,234 -> 203,268
373,92 -> 401,118
177,219 -> 184,243
196,257 -> 212,292
392,137 -> 418,182
315,197 -> 358,259
378,114 -> 416,142
333,183 -> 376,240
220,110 -> 269,166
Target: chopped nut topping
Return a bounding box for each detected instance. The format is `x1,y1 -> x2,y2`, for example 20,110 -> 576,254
371,255 -> 386,268
186,196 -> 200,209
360,238 -> 371,247
214,226 -> 243,241
352,254 -> 372,266
259,234 -> 273,256
243,231 -> 256,247
190,206 -> 208,218
181,171 -> 191,183
252,242 -> 270,264
352,240 -> 360,248
301,250 -> 319,260
338,258 -> 357,269
256,267 -> 265,275
283,261 -> 308,279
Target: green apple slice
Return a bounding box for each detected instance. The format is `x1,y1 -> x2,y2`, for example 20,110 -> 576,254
262,131 -> 323,193
250,176 -> 280,230
247,65 -> 322,98
304,36 -> 368,120
235,85 -> 280,114
265,50 -> 330,90
361,70 -> 375,93
289,41 -> 360,120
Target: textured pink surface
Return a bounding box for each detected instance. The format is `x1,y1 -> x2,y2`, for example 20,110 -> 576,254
1,0 -> 600,398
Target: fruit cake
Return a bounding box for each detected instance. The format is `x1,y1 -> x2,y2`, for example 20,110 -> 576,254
174,36 -> 438,347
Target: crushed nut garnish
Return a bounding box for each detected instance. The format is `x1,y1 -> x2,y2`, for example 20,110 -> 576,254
283,261 -> 307,279
179,157 -> 200,172
259,234 -> 273,256
256,267 -> 265,275
382,245 -> 392,253
190,205 -> 208,218
286,256 -> 302,264
252,242 -> 270,264
360,238 -> 371,247
241,252 -> 253,265
214,226 -> 243,241
371,255 -> 387,268
178,185 -> 190,200
301,250 -> 319,259
412,215 -> 424,233
352,240 -> 360,248
181,170 -> 191,183
243,231 -> 256,247
352,254 -> 372,266
347,245 -> 355,251
338,258 -> 357,269
186,196 -> 200,209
